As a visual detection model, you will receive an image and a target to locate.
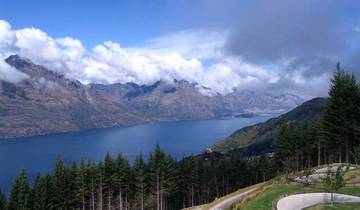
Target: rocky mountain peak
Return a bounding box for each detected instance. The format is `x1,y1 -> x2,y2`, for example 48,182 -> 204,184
5,55 -> 65,82
5,54 -> 34,69
3,55 -> 86,92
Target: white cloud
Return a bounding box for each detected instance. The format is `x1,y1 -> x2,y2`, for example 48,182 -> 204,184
142,29 -> 226,60
87,41 -> 204,84
0,20 -> 16,50
0,20 -> 29,83
0,19 -> 330,97
199,58 -> 279,94
15,28 -> 62,61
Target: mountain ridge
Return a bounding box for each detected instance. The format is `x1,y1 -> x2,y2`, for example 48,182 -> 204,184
0,55 -> 304,138
211,97 -> 327,153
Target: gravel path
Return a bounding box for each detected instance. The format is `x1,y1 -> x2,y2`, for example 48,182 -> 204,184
276,193 -> 360,210
207,187 -> 258,210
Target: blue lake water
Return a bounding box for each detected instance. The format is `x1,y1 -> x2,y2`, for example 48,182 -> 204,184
0,116 -> 272,194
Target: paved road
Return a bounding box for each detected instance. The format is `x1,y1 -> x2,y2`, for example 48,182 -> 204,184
277,193 -> 360,210
207,187 -> 258,210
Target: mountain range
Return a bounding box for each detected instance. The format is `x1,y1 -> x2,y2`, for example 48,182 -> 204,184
0,55 -> 304,138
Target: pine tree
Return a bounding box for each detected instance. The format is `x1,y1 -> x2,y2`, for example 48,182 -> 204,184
353,74 -> 360,157
258,154 -> 270,182
88,163 -> 99,210
147,145 -> 165,210
276,123 -> 308,173
301,123 -> 317,168
352,145 -> 360,165
77,160 -> 90,210
322,63 -> 360,163
8,169 -> 31,210
103,153 -> 115,210
65,162 -> 80,209
180,155 -> 199,207
51,159 -> 67,209
161,156 -> 179,209
96,161 -> 105,210
147,145 -> 179,210
275,125 -> 294,170
0,187 -> 6,210
134,154 -> 147,210
113,153 -> 130,210
31,174 -> 53,210
227,154 -> 249,191
314,119 -> 326,166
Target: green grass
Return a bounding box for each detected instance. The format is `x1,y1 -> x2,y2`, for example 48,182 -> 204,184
338,187 -> 360,196
227,166 -> 360,210
234,183 -> 360,210
304,203 -> 360,210
234,183 -> 322,210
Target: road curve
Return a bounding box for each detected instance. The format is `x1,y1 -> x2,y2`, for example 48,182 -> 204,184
207,187 -> 258,210
276,193 -> 360,210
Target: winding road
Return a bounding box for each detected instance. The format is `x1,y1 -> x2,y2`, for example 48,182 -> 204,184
207,187 -> 258,210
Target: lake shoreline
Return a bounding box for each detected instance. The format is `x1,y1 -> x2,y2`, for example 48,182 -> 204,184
0,113 -> 274,141
0,115 -> 274,195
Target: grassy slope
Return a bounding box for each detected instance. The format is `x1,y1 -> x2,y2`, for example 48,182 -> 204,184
211,97 -> 326,153
182,165 -> 360,210
232,182 -> 322,210
233,182 -> 360,210
232,167 -> 360,210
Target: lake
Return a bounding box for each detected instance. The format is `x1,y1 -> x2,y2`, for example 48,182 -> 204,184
0,115 -> 272,194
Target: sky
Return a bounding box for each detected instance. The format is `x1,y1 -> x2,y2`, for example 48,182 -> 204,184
0,0 -> 360,98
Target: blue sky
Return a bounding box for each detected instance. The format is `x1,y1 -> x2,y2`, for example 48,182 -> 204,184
0,0 -> 249,48
0,0 -> 359,98
1,0 -> 173,47
1,0 -> 359,48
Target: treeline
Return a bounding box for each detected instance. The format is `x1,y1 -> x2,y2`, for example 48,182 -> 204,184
0,145 -> 276,210
275,63 -> 360,172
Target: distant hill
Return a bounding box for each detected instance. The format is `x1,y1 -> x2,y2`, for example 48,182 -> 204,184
211,97 -> 327,153
0,55 -> 303,138
90,81 -> 303,120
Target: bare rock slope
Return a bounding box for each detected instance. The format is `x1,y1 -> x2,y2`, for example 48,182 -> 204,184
0,55 -> 303,138
0,55 -> 146,138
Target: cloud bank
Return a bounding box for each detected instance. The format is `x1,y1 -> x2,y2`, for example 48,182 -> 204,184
225,0 -> 360,96
226,0 -> 341,64
0,19 -> 276,96
0,0 -> 359,100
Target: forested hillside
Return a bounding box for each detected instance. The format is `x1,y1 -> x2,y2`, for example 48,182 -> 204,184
212,97 -> 326,153
275,64 -> 360,170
